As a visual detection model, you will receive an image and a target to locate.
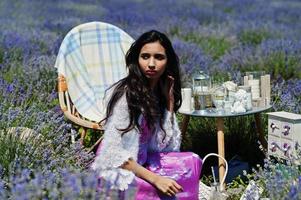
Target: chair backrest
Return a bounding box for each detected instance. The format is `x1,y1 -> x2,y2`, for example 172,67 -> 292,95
54,22 -> 134,123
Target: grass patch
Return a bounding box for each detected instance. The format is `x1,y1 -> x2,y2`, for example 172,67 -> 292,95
184,34 -> 234,60
238,29 -> 272,45
265,52 -> 301,79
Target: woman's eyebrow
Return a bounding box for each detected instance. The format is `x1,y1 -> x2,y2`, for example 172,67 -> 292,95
154,53 -> 166,57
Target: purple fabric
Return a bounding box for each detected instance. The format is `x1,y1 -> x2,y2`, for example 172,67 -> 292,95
134,118 -> 201,200
135,152 -> 201,200
95,117 -> 202,200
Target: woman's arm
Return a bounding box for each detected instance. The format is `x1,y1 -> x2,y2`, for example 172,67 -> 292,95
121,158 -> 182,196
92,93 -> 181,193
91,94 -> 139,190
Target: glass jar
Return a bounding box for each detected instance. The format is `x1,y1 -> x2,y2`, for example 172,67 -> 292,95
212,86 -> 226,111
192,71 -> 212,110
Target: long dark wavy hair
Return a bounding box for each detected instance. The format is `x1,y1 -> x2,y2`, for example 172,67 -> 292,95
104,30 -> 182,136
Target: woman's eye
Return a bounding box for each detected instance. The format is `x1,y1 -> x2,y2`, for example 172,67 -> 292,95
140,54 -> 150,59
155,54 -> 166,60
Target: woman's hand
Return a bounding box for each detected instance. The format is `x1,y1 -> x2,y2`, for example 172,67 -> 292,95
164,75 -> 174,112
121,158 -> 183,197
153,176 -> 183,196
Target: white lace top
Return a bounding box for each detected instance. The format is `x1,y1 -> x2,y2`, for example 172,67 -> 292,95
91,93 -> 182,191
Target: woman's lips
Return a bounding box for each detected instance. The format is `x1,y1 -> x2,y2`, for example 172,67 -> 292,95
146,70 -> 156,76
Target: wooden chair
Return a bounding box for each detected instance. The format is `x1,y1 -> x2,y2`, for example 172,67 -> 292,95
55,22 -> 134,152
57,74 -> 103,152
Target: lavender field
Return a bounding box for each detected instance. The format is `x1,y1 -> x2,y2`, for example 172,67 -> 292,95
1,0 -> 301,199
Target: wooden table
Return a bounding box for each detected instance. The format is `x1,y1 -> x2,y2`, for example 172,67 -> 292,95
179,106 -> 272,186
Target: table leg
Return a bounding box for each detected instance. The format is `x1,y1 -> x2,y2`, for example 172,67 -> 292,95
180,115 -> 190,139
216,118 -> 225,188
254,113 -> 267,149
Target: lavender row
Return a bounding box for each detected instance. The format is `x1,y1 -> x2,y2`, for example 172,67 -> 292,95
1,0 -> 301,199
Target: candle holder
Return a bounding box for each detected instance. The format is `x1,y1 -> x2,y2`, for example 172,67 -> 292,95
179,88 -> 192,112
243,71 -> 270,107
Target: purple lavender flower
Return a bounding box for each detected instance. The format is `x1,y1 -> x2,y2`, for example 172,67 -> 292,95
171,37 -> 213,85
5,84 -> 14,93
2,1 -> 301,199
286,184 -> 298,200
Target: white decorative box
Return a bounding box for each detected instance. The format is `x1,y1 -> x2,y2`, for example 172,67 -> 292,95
267,111 -> 301,159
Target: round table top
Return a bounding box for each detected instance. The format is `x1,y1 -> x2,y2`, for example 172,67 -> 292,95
179,105 -> 272,118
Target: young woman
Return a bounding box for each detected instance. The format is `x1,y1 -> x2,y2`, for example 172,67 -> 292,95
91,30 -> 201,200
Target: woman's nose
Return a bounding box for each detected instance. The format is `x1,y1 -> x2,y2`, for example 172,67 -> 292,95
148,58 -> 155,69
148,65 -> 155,70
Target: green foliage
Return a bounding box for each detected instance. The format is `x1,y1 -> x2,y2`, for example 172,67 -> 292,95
239,29 -> 272,45
0,128 -> 50,180
265,52 -> 301,79
1,63 -> 23,83
6,48 -> 24,63
81,128 -> 102,148
0,48 -> 4,64
226,175 -> 250,199
184,34 -> 234,60
228,46 -> 301,80
223,7 -> 234,14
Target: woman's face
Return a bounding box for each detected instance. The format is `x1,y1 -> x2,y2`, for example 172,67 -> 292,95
138,41 -> 167,89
